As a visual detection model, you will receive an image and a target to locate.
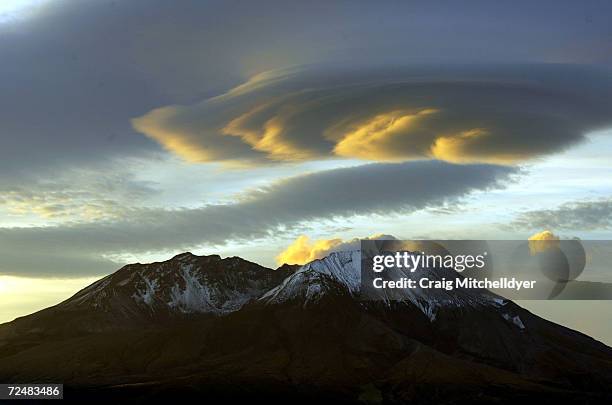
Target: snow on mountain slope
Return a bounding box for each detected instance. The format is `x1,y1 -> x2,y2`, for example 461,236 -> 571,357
61,252 -> 291,317
57,249 -> 519,328
261,250 -> 361,304
262,250 -> 515,324
2,251 -> 612,403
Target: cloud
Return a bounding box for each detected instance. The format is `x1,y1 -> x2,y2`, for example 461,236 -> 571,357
2,0 -> 611,284
2,0 -> 611,203
332,109 -> 440,162
0,159 -> 159,226
0,160 -> 515,277
529,230 -> 560,241
0,164 -> 158,223
511,199 -> 612,231
528,230 -> 560,255
133,64 -> 612,166
276,233 -> 397,265
276,235 -> 344,265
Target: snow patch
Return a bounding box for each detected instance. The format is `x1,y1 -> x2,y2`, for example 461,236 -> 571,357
133,276 -> 159,306
261,251 -> 360,305
168,264 -> 216,313
261,250 -> 507,322
502,313 -> 525,330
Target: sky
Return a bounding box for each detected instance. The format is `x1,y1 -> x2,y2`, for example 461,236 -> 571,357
1,0 -> 612,342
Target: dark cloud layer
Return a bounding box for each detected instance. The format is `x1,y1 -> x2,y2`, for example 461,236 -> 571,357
0,161 -> 515,277
133,64 -> 612,165
1,0 -> 611,279
511,198 -> 612,231
3,0 -> 612,175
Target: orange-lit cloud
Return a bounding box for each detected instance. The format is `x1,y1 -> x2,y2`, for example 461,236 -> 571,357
528,230 -> 560,255
432,128 -> 501,164
132,107 -> 219,163
131,107 -> 214,163
223,103 -> 318,161
276,233 -> 396,265
276,235 -> 344,265
131,106 -> 262,166
132,66 -> 609,167
332,109 -> 438,161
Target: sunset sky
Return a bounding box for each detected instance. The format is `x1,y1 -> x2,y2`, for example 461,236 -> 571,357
1,0 -> 611,341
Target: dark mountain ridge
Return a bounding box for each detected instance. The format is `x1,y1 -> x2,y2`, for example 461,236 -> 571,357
0,251 -> 610,404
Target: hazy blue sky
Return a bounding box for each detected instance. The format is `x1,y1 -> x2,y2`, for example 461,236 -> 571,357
1,0 -> 611,342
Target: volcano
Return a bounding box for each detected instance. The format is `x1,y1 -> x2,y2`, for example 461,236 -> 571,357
0,251 -> 611,404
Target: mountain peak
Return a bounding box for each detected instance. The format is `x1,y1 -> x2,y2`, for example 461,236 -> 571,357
170,252 -> 222,262
261,250 -> 361,305
261,249 -> 510,322
57,249 -> 512,326
171,251 -> 197,260
59,252 -> 288,320
2,249 -> 612,403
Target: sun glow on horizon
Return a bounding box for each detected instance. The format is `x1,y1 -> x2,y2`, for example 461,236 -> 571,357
0,275 -> 98,323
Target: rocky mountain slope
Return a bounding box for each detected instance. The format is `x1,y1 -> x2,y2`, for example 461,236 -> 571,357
0,251 -> 611,404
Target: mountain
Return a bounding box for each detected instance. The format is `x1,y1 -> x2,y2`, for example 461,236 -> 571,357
0,251 -> 611,404
0,253 -> 296,335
